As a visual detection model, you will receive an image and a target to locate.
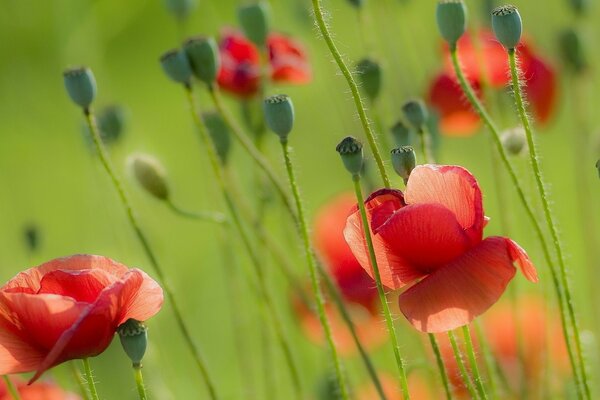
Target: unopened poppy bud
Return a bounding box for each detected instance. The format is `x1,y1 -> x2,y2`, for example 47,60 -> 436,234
391,121 -> 411,147
98,105 -> 127,145
559,28 -> 587,74
491,5 -> 522,50
391,146 -> 416,181
569,0 -> 589,15
118,319 -> 148,367
336,136 -> 364,176
355,58 -> 382,103
264,94 -> 295,141
203,111 -> 232,165
160,49 -> 193,85
63,67 -> 96,109
129,154 -> 170,201
183,36 -> 220,85
238,2 -> 270,48
402,99 -> 428,131
164,0 -> 197,20
436,0 -> 467,49
501,127 -> 526,155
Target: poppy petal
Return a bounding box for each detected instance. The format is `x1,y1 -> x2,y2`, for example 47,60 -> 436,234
0,316 -> 44,375
521,52 -> 557,125
217,30 -> 261,97
38,269 -> 115,303
268,33 -> 311,84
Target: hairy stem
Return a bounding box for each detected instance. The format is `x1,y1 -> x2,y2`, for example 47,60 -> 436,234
133,366 -> 148,400
428,334 -> 453,400
447,331 -> 478,399
81,359 -> 100,400
462,326 -> 487,400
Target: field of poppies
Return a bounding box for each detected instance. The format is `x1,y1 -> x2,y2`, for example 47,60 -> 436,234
1,0 -> 600,399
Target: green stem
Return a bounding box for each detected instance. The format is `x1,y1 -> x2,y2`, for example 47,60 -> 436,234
352,175 -> 410,398
310,0 -> 391,188
83,109 -> 219,400
185,86 -> 303,399
428,334 -> 453,400
418,128 -> 434,164
508,48 -> 590,400
472,322 -> 501,399
280,139 -> 349,399
81,359 -> 100,400
447,331 -> 478,400
462,325 -> 487,400
448,48 -> 583,398
2,376 -> 21,400
166,199 -> 226,223
69,361 -> 91,400
133,366 -> 148,400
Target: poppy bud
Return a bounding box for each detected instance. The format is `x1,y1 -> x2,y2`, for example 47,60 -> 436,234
164,0 -> 197,20
436,0 -> 467,49
569,0 -> 589,16
183,36 -> 220,85
491,5 -> 522,50
160,49 -> 193,85
63,67 -> 97,109
501,127 -> 526,155
391,146 -> 416,181
203,111 -> 232,165
559,28 -> 587,74
118,319 -> 148,367
238,2 -> 270,48
336,136 -> 364,176
402,99 -> 428,131
98,105 -> 127,145
264,94 -> 295,141
355,58 -> 382,103
390,121 -> 412,147
129,154 -> 170,201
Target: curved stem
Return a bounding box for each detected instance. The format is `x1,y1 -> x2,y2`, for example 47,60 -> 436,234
83,109 -> 219,400
310,0 -> 391,188
472,322 -> 501,399
508,48 -> 590,400
447,332 -> 478,400
166,198 -> 226,223
462,326 -> 487,400
280,139 -> 349,399
428,334 -> 453,400
352,175 -> 410,398
2,376 -> 21,400
81,358 -> 100,400
133,366 -> 148,400
69,361 -> 91,400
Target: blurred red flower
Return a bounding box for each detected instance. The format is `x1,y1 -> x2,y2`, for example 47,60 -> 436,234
0,255 -> 163,382
344,165 -> 538,333
428,30 -> 557,136
217,30 -> 311,97
356,372 -> 437,400
0,377 -> 79,400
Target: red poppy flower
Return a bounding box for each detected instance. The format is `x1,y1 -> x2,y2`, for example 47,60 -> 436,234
0,255 -> 163,382
217,30 -> 311,97
428,29 -> 557,136
1,377 -> 79,400
344,165 -> 538,333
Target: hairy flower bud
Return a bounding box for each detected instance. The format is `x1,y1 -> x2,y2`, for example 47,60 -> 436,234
355,58 -> 382,103
390,121 -> 412,147
402,99 -> 429,131
238,2 -> 270,48
160,49 -> 193,85
501,127 -> 527,155
129,154 -> 170,201
559,28 -> 587,74
203,111 -> 232,165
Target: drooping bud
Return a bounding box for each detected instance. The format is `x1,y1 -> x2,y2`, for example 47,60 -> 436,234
164,0 -> 197,20
559,28 -> 587,74
118,319 -> 148,367
491,5 -> 522,50
436,0 -> 467,49
128,154 -> 170,201
97,105 -> 127,145
203,111 -> 232,165
390,121 -> 412,147
501,127 -> 527,155
355,58 -> 382,103
63,67 -> 97,109
183,36 -> 220,85
391,146 -> 416,182
264,94 -> 295,141
160,49 -> 193,85
336,136 -> 364,176
402,99 -> 428,131
238,2 -> 270,48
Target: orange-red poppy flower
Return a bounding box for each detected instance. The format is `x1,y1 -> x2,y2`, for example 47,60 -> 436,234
344,165 -> 538,333
0,255 -> 163,382
1,377 -> 79,400
217,30 -> 311,97
428,29 -> 556,136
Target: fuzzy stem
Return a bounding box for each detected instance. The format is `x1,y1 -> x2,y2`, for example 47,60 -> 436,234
133,366 -> 148,400
352,175 -> 410,398
2,376 -> 21,400
472,322 -> 501,398
69,361 -> 91,400
311,0 -> 391,188
508,48 -> 590,400
447,331 -> 478,399
428,334 -> 453,400
81,359 -> 100,400
462,326 -> 487,400
166,199 -> 226,223
83,108 -> 219,400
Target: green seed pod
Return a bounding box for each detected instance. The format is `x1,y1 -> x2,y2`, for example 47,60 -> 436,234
391,146 -> 416,181
63,67 -> 97,109
118,319 -> 148,367
355,58 -> 382,103
436,0 -> 467,49
238,2 -> 270,48
491,5 -> 522,50
129,154 -> 170,201
501,127 -> 526,155
164,0 -> 197,20
160,49 -> 193,85
183,36 -> 220,85
203,111 -> 232,165
402,99 -> 429,131
336,136 -> 364,176
264,94 -> 295,141
390,121 -> 412,147
559,28 -> 587,74
97,105 -> 127,145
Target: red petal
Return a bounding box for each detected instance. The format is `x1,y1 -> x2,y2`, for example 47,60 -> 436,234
0,310 -> 44,375
398,236 -> 534,332
405,165 -> 484,245
38,269 -> 115,303
520,51 -> 557,125
217,30 -> 261,97
268,33 -> 311,84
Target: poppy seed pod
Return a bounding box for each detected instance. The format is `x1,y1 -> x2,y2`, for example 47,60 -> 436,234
436,0 -> 467,49
501,127 -> 527,155
164,0 -> 197,20
63,67 -> 97,109
336,136 -> 364,176
129,154 -> 170,201
391,121 -> 412,147
118,319 -> 148,367
491,5 -> 522,50
402,99 -> 429,131
264,94 -> 295,141
183,36 -> 220,85
238,2 -> 270,48
391,146 -> 416,181
203,111 -> 232,165
98,105 -> 127,145
356,58 -> 382,103
559,28 -> 587,74
160,49 -> 193,85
